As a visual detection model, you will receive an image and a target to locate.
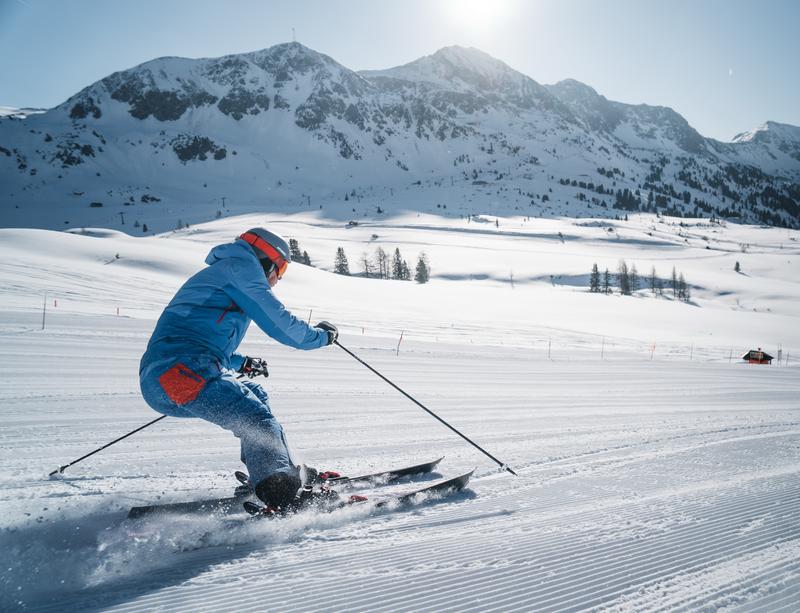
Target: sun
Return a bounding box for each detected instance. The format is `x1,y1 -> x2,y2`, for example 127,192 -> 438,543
442,0 -> 514,32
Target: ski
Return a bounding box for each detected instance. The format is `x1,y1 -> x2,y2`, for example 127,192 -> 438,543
127,490 -> 249,519
127,457 -> 444,519
243,469 -> 475,519
325,456 -> 444,487
232,457 -> 443,490
380,468 -> 474,506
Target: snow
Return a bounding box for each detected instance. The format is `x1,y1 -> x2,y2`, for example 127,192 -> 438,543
1,211 -> 799,611
0,106 -> 47,118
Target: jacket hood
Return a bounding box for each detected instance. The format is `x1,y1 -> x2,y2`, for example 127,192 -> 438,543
205,238 -> 258,266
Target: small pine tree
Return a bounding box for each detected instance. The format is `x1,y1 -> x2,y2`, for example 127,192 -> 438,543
334,247 -> 350,275
302,250 -> 311,266
401,260 -> 410,280
734,261 -> 741,273
414,253 -> 430,284
649,266 -> 657,295
142,223 -> 148,233
289,238 -> 303,262
589,263 -> 600,293
391,248 -> 405,280
602,268 -> 611,294
618,260 -> 631,295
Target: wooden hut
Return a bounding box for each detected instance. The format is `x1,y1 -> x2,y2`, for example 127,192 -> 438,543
741,348 -> 774,364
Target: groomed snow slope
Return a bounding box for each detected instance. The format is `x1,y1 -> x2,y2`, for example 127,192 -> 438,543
1,212 -> 798,611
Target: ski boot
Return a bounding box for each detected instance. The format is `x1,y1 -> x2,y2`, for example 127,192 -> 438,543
254,471 -> 302,510
299,464 -> 342,486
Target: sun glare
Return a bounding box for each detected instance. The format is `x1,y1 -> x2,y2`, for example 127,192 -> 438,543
442,0 -> 514,32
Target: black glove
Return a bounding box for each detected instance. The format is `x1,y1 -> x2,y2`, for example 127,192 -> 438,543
238,356 -> 269,379
316,321 -> 338,345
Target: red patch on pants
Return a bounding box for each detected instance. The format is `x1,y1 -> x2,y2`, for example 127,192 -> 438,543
158,363 -> 206,405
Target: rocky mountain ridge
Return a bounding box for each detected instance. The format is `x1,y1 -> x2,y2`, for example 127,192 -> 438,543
1,42 -> 798,231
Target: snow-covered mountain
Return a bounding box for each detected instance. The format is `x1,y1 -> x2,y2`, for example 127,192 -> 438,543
1,42 -> 799,232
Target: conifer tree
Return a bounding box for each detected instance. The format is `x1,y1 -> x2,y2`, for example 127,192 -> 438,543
415,252 -> 430,284
649,266 -> 658,295
602,268 -> 611,294
334,247 -> 350,276
391,248 -> 405,280
618,260 -> 631,295
289,238 -> 303,262
589,263 -> 600,293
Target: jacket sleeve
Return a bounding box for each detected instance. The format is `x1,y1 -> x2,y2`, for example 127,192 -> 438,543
223,260 -> 329,351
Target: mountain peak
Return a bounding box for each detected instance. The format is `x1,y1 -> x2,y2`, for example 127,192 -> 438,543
548,79 -> 602,101
429,45 -> 509,73
248,41 -> 330,63
361,45 -> 524,90
732,120 -> 800,144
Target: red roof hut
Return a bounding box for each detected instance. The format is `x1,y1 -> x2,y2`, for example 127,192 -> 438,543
741,348 -> 774,364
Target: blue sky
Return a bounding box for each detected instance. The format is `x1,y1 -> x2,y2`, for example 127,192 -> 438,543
1,0 -> 797,141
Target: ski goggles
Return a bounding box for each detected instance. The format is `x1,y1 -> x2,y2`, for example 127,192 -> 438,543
239,232 -> 289,279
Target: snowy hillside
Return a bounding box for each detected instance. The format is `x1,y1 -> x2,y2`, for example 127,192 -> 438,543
2,43 -> 799,233
1,212 -> 799,610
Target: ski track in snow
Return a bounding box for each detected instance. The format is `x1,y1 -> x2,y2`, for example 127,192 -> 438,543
0,313 -> 798,612
0,216 -> 798,611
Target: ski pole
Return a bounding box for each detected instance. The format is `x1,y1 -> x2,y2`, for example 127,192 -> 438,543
49,414 -> 167,476
335,340 -> 518,476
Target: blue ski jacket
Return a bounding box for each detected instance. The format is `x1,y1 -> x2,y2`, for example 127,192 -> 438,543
141,238 -> 329,372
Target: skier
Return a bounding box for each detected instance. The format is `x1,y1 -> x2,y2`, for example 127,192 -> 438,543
139,227 -> 338,510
